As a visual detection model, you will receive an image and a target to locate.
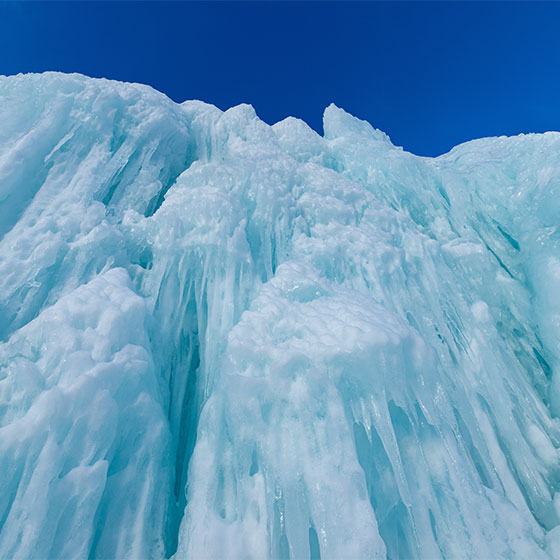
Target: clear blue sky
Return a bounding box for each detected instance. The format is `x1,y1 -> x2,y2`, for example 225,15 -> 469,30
1,1 -> 559,156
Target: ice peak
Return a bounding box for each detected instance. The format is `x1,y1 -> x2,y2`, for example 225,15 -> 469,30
323,102 -> 393,145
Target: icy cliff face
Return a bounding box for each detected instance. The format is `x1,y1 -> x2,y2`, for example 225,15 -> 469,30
0,72 -> 559,560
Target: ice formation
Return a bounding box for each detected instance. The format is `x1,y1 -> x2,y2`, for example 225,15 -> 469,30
1,72 -> 560,559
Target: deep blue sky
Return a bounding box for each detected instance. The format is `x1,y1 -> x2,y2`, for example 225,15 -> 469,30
1,1 -> 559,156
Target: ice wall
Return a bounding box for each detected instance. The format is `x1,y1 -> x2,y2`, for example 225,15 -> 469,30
0,73 -> 559,559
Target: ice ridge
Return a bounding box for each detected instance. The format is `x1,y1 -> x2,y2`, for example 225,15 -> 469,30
1,72 -> 560,559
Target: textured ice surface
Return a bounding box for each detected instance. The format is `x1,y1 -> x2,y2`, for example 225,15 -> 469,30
1,73 -> 560,559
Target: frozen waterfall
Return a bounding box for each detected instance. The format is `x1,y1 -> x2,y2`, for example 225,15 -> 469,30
0,73 -> 559,559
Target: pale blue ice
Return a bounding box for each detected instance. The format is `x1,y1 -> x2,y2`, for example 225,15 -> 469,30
1,73 -> 560,559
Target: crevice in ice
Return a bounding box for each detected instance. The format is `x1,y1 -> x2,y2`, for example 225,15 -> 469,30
385,401 -> 422,557
533,347 -> 553,379
100,150 -> 142,207
495,222 -> 520,251
278,534 -> 291,560
157,291 -> 207,558
384,502 -> 415,560
308,525 -> 321,560
437,185 -> 451,207
452,407 -> 494,490
352,420 -> 412,558
249,447 -> 259,476
170,329 -> 201,502
144,147 -> 198,218
483,241 -> 515,279
214,468 -> 227,519
134,245 -> 154,271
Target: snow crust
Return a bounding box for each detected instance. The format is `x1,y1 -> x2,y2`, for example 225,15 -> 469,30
1,72 -> 560,559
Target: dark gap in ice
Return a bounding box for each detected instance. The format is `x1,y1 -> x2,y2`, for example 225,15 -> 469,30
249,447 -> 259,476
533,347 -> 552,379
308,525 -> 321,560
495,223 -> 520,251
483,242 -> 515,279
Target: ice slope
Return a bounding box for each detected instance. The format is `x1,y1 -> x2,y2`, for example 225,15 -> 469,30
0,72 -> 559,559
